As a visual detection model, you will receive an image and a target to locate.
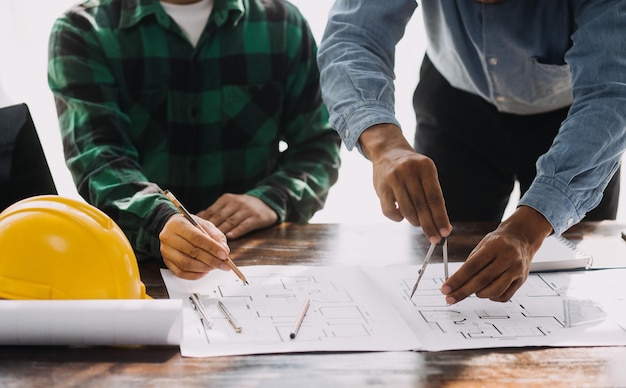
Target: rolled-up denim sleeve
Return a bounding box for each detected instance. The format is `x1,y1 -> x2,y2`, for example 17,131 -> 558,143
317,0 -> 417,151
520,1 -> 626,235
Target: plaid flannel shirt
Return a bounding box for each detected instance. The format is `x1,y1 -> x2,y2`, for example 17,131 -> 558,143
48,0 -> 341,259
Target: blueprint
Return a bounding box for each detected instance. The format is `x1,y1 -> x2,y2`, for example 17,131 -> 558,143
162,266 -> 421,357
161,265 -> 626,357
366,264 -> 626,351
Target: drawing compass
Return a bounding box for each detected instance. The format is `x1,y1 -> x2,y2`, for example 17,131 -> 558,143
410,237 -> 448,298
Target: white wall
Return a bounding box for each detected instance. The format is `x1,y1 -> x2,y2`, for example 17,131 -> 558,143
0,1 -> 620,224
0,0 -> 80,202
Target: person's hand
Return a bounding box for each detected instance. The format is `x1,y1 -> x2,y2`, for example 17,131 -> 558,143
360,123 -> 452,243
197,193 -> 278,239
159,214 -> 231,280
441,206 -> 553,303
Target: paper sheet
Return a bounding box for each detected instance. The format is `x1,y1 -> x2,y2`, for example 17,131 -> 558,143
367,264 -> 626,351
161,265 -> 626,357
0,299 -> 182,345
161,266 -> 421,357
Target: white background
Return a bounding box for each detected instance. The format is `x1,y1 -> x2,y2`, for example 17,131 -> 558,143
0,0 -> 619,224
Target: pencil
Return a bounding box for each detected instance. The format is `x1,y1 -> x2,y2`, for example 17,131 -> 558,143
190,293 -> 214,330
442,238 -> 449,280
163,190 -> 249,285
289,298 -> 310,339
218,300 -> 242,333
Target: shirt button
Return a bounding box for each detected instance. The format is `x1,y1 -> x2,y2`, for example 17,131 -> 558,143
488,57 -> 498,65
567,218 -> 574,226
495,96 -> 506,102
345,128 -> 350,138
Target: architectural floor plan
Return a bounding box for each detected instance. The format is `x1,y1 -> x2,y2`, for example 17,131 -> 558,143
163,266 -> 420,357
373,265 -> 622,351
162,264 -> 626,357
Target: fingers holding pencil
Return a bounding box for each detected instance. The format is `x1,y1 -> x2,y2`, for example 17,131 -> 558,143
161,190 -> 249,284
160,213 -> 232,280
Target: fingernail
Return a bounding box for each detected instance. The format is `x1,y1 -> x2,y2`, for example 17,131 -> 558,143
440,227 -> 450,237
429,235 -> 440,244
441,286 -> 451,294
446,296 -> 456,305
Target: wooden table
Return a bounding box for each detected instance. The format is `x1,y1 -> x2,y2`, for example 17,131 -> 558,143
2,221 -> 626,387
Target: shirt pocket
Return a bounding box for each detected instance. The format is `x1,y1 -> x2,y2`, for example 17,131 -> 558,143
528,58 -> 573,105
220,83 -> 283,149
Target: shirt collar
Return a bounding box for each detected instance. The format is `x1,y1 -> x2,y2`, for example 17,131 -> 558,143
119,0 -> 245,30
212,0 -> 245,28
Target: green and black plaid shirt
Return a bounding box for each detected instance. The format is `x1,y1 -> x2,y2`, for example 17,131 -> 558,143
48,0 -> 341,259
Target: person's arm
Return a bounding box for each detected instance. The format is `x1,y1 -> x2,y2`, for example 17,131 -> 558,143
519,1 -> 626,236
48,13 -> 169,259
240,4 -> 341,224
47,9 -> 229,275
442,1 -> 626,303
317,0 -> 417,151
317,0 -> 451,241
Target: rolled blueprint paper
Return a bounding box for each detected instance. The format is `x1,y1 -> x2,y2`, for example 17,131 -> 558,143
0,299 -> 182,346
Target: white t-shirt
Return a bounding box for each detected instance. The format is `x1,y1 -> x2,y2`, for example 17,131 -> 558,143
160,0 -> 214,47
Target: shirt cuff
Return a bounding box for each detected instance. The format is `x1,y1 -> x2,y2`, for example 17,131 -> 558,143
519,178 -> 582,236
136,201 -> 179,260
330,100 -> 401,152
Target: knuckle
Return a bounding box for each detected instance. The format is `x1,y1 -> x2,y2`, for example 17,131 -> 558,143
185,245 -> 202,259
413,199 -> 428,213
224,216 -> 238,227
210,212 -> 223,222
189,232 -> 207,247
426,192 -> 444,207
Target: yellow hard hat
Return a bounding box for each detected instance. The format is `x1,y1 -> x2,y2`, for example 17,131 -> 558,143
0,195 -> 150,299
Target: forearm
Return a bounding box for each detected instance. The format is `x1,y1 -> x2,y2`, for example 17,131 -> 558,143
497,206 -> 553,252
359,123 -> 415,162
275,14 -> 342,222
522,1 -> 626,235
317,0 -> 416,151
53,92 -> 174,260
65,138 -> 176,259
248,131 -> 341,222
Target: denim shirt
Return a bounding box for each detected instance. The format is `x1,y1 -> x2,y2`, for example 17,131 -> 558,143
318,0 -> 626,235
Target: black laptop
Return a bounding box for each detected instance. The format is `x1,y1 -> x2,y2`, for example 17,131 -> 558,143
0,103 -> 57,211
